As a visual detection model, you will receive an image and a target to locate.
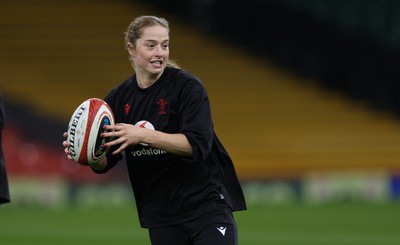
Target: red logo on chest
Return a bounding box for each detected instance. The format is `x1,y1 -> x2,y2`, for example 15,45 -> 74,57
156,98 -> 168,115
124,103 -> 131,115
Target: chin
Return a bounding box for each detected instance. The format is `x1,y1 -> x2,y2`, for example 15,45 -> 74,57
147,69 -> 164,78
151,66 -> 166,73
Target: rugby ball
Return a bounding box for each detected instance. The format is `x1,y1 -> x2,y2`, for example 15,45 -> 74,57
67,98 -> 115,165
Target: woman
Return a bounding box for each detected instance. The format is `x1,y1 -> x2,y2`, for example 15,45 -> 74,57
0,93 -> 10,205
63,15 -> 246,245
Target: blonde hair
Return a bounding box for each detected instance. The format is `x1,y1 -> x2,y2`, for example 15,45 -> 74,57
124,15 -> 180,69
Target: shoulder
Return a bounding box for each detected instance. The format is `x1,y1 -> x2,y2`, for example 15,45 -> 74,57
163,69 -> 210,106
104,76 -> 134,107
165,68 -> 205,92
105,76 -> 135,101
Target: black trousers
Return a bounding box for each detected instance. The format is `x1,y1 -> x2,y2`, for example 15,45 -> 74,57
148,208 -> 238,245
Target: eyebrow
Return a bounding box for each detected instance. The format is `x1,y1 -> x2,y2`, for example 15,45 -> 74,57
144,39 -> 169,43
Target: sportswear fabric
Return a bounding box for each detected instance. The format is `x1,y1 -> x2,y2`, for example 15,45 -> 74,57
0,93 -> 10,205
148,208 -> 238,245
93,67 -> 246,228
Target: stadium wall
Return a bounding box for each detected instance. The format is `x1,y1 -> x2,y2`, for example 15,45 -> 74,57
140,0 -> 400,117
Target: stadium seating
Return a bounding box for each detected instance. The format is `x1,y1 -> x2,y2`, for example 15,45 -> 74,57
1,0 -> 400,180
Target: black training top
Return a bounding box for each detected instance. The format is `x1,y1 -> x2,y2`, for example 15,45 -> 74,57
94,67 -> 246,228
0,93 -> 10,205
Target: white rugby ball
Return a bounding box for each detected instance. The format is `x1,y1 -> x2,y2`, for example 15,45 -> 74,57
67,98 -> 115,165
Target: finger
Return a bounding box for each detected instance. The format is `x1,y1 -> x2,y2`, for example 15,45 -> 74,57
112,143 -> 128,155
103,124 -> 113,131
64,147 -> 74,161
101,131 -> 117,139
62,140 -> 69,148
103,136 -> 122,148
63,132 -> 68,138
104,123 -> 124,131
102,127 -> 128,141
112,148 -> 121,155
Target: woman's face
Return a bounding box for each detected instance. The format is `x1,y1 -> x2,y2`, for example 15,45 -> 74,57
128,25 -> 169,78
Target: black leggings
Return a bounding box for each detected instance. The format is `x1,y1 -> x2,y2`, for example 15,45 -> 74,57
148,209 -> 238,245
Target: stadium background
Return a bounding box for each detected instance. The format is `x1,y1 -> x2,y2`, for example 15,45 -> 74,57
1,0 -> 400,244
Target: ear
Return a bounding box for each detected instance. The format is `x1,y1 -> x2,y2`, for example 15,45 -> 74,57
127,43 -> 135,58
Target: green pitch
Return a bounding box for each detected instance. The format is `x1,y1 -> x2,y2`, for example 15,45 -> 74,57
1,203 -> 400,245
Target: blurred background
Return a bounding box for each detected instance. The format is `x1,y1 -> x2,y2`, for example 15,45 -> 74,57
2,0 -> 400,244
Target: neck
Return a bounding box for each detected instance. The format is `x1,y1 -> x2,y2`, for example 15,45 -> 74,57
136,71 -> 163,89
136,77 -> 156,89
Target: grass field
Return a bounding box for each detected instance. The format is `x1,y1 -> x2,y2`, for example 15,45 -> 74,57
1,203 -> 400,245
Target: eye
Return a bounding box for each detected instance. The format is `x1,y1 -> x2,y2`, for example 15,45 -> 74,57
161,42 -> 169,50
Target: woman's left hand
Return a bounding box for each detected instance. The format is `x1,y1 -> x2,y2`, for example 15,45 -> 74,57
102,123 -> 145,155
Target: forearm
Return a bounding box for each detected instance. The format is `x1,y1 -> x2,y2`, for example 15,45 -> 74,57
143,130 -> 193,157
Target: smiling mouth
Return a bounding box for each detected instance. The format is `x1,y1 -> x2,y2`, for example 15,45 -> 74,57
151,60 -> 163,66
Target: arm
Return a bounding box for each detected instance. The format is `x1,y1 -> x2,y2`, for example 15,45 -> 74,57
142,128 -> 193,157
102,123 -> 193,157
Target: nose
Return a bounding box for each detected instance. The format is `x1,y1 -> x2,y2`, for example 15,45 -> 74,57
155,45 -> 163,56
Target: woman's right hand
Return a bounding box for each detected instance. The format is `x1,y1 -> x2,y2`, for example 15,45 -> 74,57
62,131 -> 107,170
62,132 -> 74,161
